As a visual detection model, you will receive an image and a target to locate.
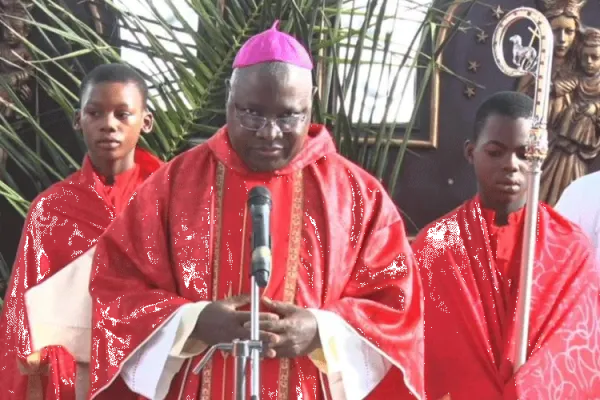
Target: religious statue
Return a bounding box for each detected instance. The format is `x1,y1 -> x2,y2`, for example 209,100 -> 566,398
541,27 -> 600,204
516,0 -> 584,130
515,0 -> 595,205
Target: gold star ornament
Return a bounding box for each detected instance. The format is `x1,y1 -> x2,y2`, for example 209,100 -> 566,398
476,30 -> 488,44
492,5 -> 505,20
464,86 -> 476,98
468,61 -> 480,73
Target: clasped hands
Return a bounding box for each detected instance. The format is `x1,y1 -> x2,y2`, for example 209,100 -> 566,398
575,102 -> 598,117
193,295 -> 321,359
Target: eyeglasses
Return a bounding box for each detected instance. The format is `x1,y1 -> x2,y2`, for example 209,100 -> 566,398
235,108 -> 307,132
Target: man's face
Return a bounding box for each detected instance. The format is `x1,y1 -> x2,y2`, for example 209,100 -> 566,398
465,115 -> 531,210
74,82 -> 153,164
226,64 -> 313,172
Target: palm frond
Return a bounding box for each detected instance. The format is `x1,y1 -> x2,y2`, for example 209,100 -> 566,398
0,0 -> 473,220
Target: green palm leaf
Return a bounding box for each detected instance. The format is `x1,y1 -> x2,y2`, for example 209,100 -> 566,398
0,0 -> 474,220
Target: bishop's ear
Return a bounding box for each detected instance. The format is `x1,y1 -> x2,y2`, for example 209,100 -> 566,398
464,139 -> 475,164
73,109 -> 82,131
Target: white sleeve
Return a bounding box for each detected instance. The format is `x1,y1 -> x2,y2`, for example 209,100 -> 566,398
25,247 -> 96,363
121,301 -> 210,400
556,180 -> 599,246
555,182 -> 584,227
307,309 -> 396,400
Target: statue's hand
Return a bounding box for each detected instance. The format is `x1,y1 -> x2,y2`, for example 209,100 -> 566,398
583,104 -> 597,117
553,80 -> 566,95
554,79 -> 576,96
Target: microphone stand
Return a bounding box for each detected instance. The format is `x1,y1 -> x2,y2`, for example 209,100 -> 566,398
193,246 -> 269,400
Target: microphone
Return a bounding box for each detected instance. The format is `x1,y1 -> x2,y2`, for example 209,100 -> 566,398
247,186 -> 272,288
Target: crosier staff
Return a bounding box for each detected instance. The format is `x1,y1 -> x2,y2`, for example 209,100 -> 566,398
491,7 -> 554,372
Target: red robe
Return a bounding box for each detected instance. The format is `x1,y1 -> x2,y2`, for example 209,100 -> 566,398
412,196 -> 600,400
0,148 -> 162,400
88,125 -> 424,400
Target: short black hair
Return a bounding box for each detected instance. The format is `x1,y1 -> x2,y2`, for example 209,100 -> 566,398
79,63 -> 148,106
473,91 -> 533,141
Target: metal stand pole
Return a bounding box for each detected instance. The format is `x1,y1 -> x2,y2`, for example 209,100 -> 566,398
232,340 -> 249,400
250,276 -> 261,399
194,187 -> 271,399
192,268 -> 266,400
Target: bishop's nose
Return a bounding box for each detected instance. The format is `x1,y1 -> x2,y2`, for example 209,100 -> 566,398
257,120 -> 282,140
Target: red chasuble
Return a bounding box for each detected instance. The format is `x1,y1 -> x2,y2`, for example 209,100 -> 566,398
88,125 -> 424,400
412,196 -> 600,400
0,148 -> 162,400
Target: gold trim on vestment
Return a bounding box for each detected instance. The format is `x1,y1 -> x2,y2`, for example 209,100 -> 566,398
200,162 -> 226,400
200,166 -> 304,398
278,170 -> 305,399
